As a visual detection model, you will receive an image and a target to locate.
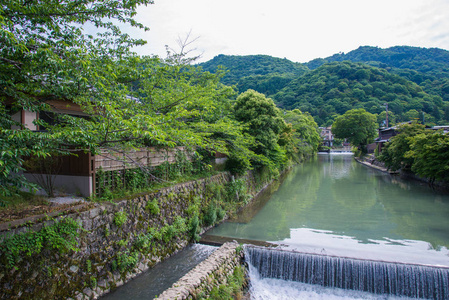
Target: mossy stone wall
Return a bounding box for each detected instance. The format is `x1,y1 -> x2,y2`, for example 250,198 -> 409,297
0,173 -> 234,299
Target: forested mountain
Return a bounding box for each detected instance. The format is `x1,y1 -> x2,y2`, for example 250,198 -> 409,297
199,46 -> 449,126
274,61 -> 447,126
306,46 -> 449,77
198,54 -> 308,93
306,46 -> 449,101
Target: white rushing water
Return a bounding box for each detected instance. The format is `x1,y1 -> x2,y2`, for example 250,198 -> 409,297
244,246 -> 449,300
248,264 -> 413,300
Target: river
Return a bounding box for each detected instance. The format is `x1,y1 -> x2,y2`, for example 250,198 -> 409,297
207,153 -> 449,266
208,153 -> 449,299
103,153 -> 449,299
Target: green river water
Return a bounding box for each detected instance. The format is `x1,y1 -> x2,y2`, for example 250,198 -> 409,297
207,153 -> 449,267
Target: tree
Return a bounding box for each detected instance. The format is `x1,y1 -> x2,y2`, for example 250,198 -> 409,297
1,1 -> 254,196
378,123 -> 426,171
283,109 -> 321,160
233,90 -> 285,156
331,108 -> 377,152
406,131 -> 449,183
1,0 -> 153,196
233,90 -> 289,173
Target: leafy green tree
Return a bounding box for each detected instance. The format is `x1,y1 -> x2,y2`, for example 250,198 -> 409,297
0,1 -> 253,196
406,131 -> 449,183
233,90 -> 290,173
283,109 -> 321,159
234,90 -> 285,156
1,0 -> 153,195
378,123 -> 426,171
331,108 -> 377,152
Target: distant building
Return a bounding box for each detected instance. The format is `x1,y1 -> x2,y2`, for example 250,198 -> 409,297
374,122 -> 448,153
319,126 -> 333,147
431,126 -> 449,133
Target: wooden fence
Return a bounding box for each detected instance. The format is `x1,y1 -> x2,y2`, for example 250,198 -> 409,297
94,147 -> 189,171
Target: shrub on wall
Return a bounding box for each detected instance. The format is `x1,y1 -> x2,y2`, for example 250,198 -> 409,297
114,211 -> 128,227
1,218 -> 81,269
145,199 -> 160,215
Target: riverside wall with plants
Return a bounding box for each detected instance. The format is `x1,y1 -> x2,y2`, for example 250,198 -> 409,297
0,170 -> 270,299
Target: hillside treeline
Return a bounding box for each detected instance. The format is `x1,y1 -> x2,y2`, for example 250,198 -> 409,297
199,46 -> 449,126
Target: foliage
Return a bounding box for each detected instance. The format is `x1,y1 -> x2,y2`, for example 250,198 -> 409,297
234,90 -> 285,156
145,199 -> 160,215
378,123 -> 426,171
94,150 -> 214,199
225,178 -> 248,203
0,191 -> 47,212
208,265 -> 246,300
159,216 -> 188,243
116,250 -> 139,272
199,54 -> 308,86
199,47 -> 449,131
307,46 -> 449,100
331,108 -> 377,153
225,150 -> 252,176
233,89 -> 294,175
237,73 -> 296,97
188,213 -> 201,242
274,61 -> 445,126
0,0 -> 153,196
216,206 -> 226,221
203,202 -> 217,226
173,216 -> 188,233
2,0 -> 255,196
306,46 -> 449,76
380,123 -> 449,183
1,217 -> 81,269
117,239 -> 128,247
406,131 -> 449,183
113,211 -> 128,227
283,109 -> 321,160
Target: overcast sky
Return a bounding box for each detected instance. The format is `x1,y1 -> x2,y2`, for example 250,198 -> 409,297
125,0 -> 449,63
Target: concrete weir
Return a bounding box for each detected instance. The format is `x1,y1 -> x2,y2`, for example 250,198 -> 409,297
156,242 -> 243,300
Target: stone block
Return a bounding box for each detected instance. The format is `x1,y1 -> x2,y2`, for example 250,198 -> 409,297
89,208 -> 102,219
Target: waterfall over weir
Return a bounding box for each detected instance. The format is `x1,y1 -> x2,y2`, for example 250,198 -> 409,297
245,246 -> 449,300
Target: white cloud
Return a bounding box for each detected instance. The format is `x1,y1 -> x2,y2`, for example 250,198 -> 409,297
129,0 -> 449,62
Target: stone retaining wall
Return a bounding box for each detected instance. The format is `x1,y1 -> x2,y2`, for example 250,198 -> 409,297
0,173 -> 232,299
157,242 -> 243,300
0,170 -> 270,299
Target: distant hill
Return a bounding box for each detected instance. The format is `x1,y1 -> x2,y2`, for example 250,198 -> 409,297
306,46 -> 449,102
306,46 -> 449,77
198,47 -> 449,126
198,54 -> 308,94
273,61 -> 445,126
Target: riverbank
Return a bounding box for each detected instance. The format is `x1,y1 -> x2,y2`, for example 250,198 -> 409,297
353,155 -> 396,174
355,155 -> 449,192
0,169 -> 274,299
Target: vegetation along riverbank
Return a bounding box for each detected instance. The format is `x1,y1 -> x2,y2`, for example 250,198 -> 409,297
2,1 -> 449,299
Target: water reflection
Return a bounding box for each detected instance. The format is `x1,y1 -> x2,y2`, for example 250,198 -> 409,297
207,154 -> 449,266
